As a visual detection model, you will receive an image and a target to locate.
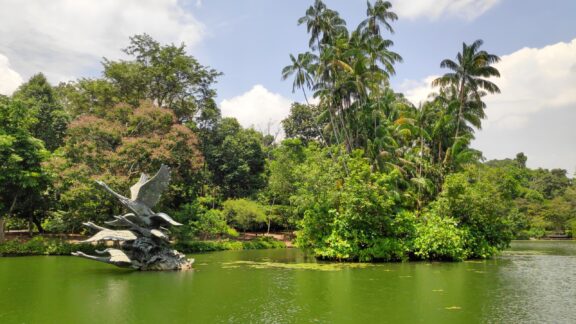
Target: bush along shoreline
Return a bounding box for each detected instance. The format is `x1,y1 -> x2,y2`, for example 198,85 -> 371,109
0,237 -> 106,256
175,237 -> 286,253
0,236 -> 286,256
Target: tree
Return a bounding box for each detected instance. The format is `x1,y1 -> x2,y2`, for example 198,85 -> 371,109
281,52 -> 317,104
103,34 -> 221,124
294,147 -> 410,261
290,0 -> 402,156
298,0 -> 347,51
432,40 -> 501,140
282,103 -> 324,144
222,199 -> 267,233
530,168 -> 571,199
203,118 -> 267,199
45,101 -> 204,232
434,166 -> 515,258
0,98 -> 50,240
263,139 -> 307,231
515,152 -> 528,168
13,74 -> 69,151
55,78 -> 120,118
358,0 -> 397,36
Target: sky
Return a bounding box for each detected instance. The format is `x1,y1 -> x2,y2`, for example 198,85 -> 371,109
0,0 -> 575,174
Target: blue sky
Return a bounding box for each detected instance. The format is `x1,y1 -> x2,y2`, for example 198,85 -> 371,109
189,0 -> 576,99
0,0 -> 575,173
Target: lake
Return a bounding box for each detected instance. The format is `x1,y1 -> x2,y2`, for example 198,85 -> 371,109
1,241 -> 575,323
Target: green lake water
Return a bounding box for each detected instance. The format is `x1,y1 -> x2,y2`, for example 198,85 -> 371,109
1,241 -> 575,323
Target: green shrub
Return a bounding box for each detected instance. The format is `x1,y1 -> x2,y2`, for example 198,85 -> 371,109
437,168 -> 515,258
294,149 -> 405,261
357,238 -> 410,262
222,199 -> 267,232
175,237 -> 285,253
413,212 -> 468,261
175,240 -> 244,253
242,237 -> 286,250
42,210 -> 71,233
173,201 -> 238,241
0,236 -> 104,256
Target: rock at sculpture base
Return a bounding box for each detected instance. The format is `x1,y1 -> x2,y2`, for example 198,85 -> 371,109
72,165 -> 193,271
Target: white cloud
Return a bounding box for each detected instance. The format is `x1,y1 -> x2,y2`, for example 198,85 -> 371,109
392,0 -> 500,20
0,54 -> 23,95
399,38 -> 576,172
220,85 -> 292,137
399,75 -> 438,107
484,39 -> 576,129
399,38 -> 576,130
0,0 -> 204,84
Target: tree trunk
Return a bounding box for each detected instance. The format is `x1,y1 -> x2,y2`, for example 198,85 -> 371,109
454,78 -> 467,141
0,217 -> 5,243
267,197 -> 275,235
28,218 -> 33,237
1,196 -> 18,243
33,218 -> 45,234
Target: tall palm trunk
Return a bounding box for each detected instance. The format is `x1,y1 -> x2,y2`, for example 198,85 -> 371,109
337,102 -> 353,153
327,104 -> 349,176
302,88 -> 309,105
454,78 -> 467,141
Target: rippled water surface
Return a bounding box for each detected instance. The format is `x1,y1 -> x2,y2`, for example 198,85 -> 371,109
1,241 -> 575,323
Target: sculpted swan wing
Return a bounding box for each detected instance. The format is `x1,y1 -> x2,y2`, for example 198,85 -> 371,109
130,173 -> 150,201
135,164 -> 171,208
82,229 -> 138,243
151,212 -> 182,227
103,249 -> 132,264
72,249 -> 133,268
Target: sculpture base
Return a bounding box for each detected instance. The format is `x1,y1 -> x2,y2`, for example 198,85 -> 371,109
73,244 -> 194,271
135,249 -> 194,271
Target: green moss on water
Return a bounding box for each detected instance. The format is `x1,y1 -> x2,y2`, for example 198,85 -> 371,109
221,260 -> 378,271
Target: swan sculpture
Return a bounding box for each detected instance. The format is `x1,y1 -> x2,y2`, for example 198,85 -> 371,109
95,164 -> 181,227
72,164 -> 193,271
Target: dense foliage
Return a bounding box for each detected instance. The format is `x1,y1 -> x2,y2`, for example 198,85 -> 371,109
0,1 -> 573,262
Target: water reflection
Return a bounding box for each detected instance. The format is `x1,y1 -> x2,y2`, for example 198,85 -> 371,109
486,245 -> 576,323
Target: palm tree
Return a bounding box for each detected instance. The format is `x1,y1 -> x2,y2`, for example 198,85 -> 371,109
298,0 -> 327,50
362,34 -> 402,79
432,39 -> 500,140
281,52 -> 317,104
358,0 -> 398,37
298,0 -> 346,51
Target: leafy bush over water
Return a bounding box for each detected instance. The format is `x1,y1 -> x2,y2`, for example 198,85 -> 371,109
413,212 -> 468,261
293,147 -> 515,261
